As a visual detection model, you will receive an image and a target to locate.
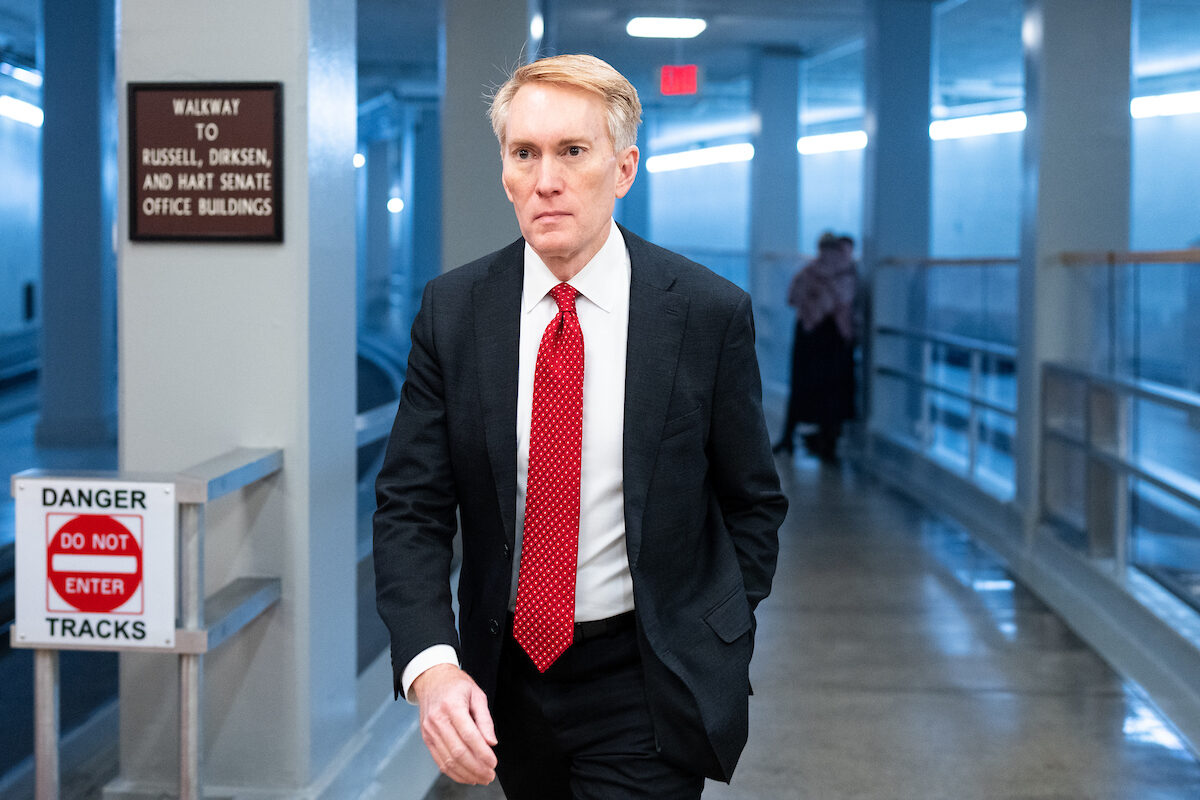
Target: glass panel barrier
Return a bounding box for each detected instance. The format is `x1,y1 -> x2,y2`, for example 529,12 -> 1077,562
872,258 -> 1018,501
1042,434 -> 1088,546
1042,361 -> 1200,610
1133,478 -> 1200,609
1133,399 -> 1200,485
978,408 -> 1016,501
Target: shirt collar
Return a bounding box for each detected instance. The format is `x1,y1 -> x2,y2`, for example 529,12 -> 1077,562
522,220 -> 626,314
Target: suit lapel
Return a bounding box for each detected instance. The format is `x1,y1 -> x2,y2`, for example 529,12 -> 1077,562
621,230 -> 688,567
472,243 -> 523,543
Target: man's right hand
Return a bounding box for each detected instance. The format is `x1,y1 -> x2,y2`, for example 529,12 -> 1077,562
411,663 -> 499,785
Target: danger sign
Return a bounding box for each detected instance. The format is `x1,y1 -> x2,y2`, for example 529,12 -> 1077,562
13,476 -> 176,650
48,514 -> 143,614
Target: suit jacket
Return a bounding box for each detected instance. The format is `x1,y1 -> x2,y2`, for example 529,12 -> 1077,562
373,224 -> 787,781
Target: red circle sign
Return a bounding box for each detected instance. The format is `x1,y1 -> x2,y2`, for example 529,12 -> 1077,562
47,514 -> 143,613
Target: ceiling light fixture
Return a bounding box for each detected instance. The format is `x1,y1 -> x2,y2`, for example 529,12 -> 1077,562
1131,90 -> 1200,119
0,61 -> 43,88
929,110 -> 1026,141
626,17 -> 707,39
645,143 -> 753,174
798,130 -> 868,155
0,95 -> 43,127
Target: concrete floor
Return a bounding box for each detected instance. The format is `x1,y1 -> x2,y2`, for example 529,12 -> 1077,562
422,451 -> 1200,800
6,407 -> 1200,798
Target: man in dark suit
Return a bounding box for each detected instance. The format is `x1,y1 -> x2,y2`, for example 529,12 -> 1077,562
374,53 -> 787,798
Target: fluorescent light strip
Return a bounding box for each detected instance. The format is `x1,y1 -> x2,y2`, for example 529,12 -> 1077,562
798,130 -> 867,155
1131,90 -> 1200,119
626,17 -> 707,39
0,95 -> 44,127
0,61 -> 43,87
646,92 -> 1200,176
645,143 -> 754,174
929,110 -> 1026,141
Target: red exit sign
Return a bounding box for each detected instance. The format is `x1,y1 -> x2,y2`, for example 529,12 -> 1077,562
660,65 -> 699,96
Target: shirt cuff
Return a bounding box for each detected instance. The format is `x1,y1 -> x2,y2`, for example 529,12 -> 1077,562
400,644 -> 461,704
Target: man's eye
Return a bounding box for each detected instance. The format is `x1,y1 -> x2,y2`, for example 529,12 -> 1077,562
566,146 -> 583,157
515,148 -> 532,160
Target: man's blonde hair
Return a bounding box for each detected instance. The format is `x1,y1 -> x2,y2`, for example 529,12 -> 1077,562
489,54 -> 643,153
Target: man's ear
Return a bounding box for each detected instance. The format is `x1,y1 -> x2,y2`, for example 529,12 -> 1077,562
615,146 -> 639,199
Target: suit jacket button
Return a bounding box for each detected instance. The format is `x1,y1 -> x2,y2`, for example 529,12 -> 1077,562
489,618 -> 500,635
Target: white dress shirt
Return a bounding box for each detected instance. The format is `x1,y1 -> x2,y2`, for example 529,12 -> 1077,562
401,221 -> 634,701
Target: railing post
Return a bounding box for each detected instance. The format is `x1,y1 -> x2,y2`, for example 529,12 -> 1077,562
1086,383 -> 1129,570
967,350 -> 982,479
178,502 -> 204,800
1113,392 -> 1132,578
920,340 -> 934,450
34,649 -> 60,800
1037,367 -> 1051,538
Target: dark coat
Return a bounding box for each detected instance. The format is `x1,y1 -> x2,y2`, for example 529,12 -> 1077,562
373,225 -> 786,781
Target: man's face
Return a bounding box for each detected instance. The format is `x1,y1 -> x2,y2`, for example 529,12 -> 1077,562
501,82 -> 638,277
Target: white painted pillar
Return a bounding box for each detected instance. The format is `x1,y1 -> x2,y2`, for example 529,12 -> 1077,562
410,105 -> 443,304
110,0 -> 358,795
361,137 -> 394,330
750,48 -> 802,395
441,0 -> 533,272
1016,0 -> 1132,530
862,0 -> 934,428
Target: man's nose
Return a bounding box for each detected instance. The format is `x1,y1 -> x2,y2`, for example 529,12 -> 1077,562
534,158 -> 564,195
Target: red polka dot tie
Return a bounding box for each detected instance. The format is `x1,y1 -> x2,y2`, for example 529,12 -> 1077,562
514,283 -> 584,672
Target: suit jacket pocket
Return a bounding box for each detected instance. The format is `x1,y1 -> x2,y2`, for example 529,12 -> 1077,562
703,587 -> 752,643
661,405 -> 703,441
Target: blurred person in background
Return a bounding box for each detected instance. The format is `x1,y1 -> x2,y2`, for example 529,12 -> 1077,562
775,231 -> 859,462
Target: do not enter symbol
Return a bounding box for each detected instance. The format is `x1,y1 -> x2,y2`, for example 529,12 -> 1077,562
47,514 -> 143,613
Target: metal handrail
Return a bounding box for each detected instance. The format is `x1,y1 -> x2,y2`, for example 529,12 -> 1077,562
877,256 -> 1019,268
1041,363 -> 1200,592
1043,427 -> 1200,511
1060,247 -> 1200,266
871,320 -> 1017,492
876,365 -> 1016,418
875,324 -> 1018,362
1044,361 -> 1200,417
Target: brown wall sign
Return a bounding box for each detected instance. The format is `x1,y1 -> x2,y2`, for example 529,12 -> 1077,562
129,82 -> 283,241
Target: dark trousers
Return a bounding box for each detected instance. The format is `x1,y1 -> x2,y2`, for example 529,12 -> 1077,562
493,616 -> 705,800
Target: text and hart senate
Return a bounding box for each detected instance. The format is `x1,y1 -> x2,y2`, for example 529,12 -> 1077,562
139,94 -> 274,217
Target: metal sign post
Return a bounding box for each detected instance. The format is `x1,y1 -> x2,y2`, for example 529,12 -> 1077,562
10,448 -> 284,800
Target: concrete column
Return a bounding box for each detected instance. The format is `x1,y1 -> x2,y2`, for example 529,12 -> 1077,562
1016,0 -> 1131,529
749,48 -> 802,395
441,0 -> 532,272
862,0 -> 934,425
410,105 -> 442,307
361,138 -> 393,330
36,0 -> 117,447
110,0 -> 358,796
